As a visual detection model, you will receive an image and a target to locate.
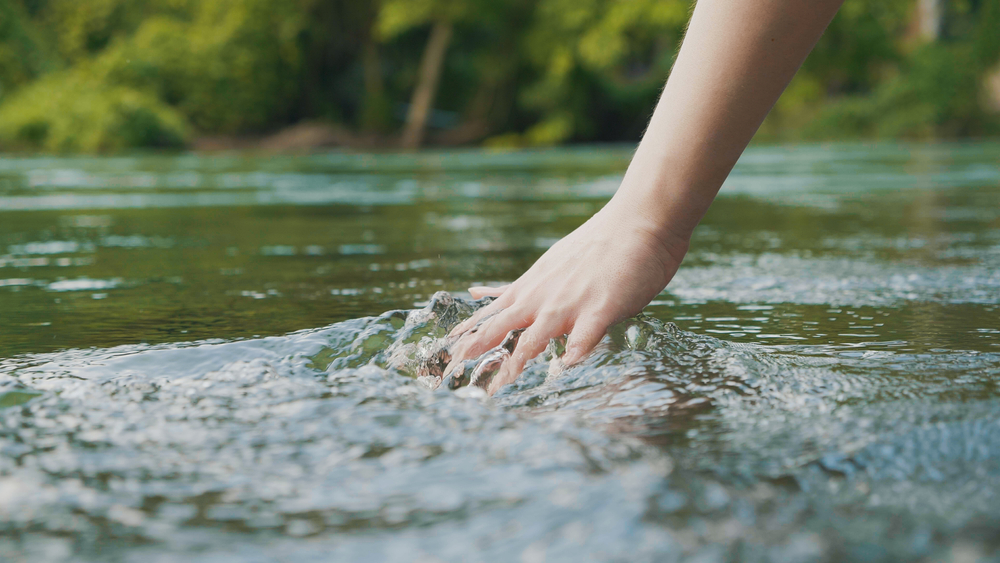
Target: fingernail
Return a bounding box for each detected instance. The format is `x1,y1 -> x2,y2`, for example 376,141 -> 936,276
561,349 -> 579,366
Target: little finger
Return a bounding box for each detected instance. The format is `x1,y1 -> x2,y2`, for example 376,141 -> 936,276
562,316 -> 610,366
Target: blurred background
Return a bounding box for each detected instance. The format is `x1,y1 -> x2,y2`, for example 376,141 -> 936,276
2,5 -> 1000,557
1,0 -> 999,153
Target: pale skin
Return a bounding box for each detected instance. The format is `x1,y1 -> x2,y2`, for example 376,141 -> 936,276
446,0 -> 846,395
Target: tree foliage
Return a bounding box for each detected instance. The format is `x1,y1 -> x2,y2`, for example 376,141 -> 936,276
94,0 -> 305,132
0,0 -> 56,99
0,69 -> 187,151
0,0 -> 997,152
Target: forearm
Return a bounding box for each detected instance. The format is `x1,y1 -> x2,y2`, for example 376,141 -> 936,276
446,0 -> 845,387
610,0 -> 844,245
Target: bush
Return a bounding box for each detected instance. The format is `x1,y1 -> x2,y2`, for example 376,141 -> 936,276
807,44 -> 999,139
1,0 -> 306,152
93,0 -> 304,134
0,0 -> 56,100
0,69 -> 189,152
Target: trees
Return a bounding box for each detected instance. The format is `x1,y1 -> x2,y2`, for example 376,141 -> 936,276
781,0 -> 1000,139
0,0 -> 305,150
0,0 -> 997,152
378,0 -> 459,149
0,0 -> 54,101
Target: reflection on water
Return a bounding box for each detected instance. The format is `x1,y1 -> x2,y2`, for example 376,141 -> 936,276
1,142 -> 1000,561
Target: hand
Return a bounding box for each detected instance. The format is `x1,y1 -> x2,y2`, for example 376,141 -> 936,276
444,199 -> 689,395
441,0 -> 845,395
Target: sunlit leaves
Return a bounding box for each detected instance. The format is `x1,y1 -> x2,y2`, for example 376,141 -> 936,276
378,0 -> 470,40
519,0 -> 690,144
0,69 -> 188,151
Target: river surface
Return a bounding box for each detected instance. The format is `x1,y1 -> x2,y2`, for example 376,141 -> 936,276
1,143 -> 999,562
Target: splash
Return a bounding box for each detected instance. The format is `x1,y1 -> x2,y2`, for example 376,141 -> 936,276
2,293 -> 1000,561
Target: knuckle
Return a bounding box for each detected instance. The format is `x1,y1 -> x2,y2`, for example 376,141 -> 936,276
535,311 -> 564,329
495,289 -> 517,307
502,307 -> 532,329
583,308 -> 613,328
568,327 -> 599,348
588,296 -> 617,317
463,329 -> 493,350
520,334 -> 542,353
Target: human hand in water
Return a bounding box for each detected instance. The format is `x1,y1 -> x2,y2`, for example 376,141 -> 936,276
443,200 -> 689,395
443,0 -> 844,394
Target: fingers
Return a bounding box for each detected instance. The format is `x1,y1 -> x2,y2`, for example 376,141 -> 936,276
446,308 -> 605,395
444,306 -> 531,375
449,289 -> 515,337
488,315 -> 565,395
469,284 -> 510,299
562,316 -> 608,366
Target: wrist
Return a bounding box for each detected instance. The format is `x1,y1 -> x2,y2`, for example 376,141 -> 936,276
597,195 -> 691,269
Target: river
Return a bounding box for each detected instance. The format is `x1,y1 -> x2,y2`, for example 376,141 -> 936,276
1,143 -> 999,561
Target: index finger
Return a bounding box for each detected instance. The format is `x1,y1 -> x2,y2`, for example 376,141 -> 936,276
449,287 -> 515,337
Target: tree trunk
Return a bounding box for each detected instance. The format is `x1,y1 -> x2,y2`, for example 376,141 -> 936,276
401,20 -> 453,150
916,0 -> 942,41
985,63 -> 1000,113
432,80 -> 495,145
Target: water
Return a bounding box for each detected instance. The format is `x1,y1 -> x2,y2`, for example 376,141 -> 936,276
1,143 -> 999,562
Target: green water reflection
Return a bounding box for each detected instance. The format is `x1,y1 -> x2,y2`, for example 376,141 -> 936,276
1,143 -> 998,359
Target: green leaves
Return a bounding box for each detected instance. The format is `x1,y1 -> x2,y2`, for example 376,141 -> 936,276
0,68 -> 188,151
95,0 -> 305,133
0,0 -> 56,100
517,0 -> 689,144
1,0 -> 999,151
0,0 -> 305,150
377,0 -> 484,40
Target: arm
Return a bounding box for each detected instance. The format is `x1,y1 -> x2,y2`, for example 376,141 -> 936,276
447,0 -> 845,394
